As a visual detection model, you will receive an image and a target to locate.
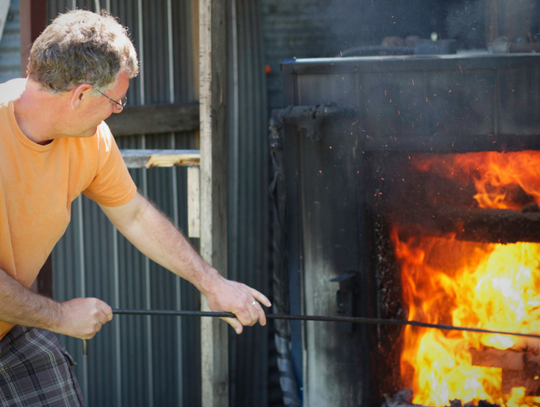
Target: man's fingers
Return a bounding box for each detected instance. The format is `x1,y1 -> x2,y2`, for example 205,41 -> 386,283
97,312 -> 109,325
221,317 -> 243,334
102,305 -> 113,322
250,300 -> 267,326
250,289 -> 272,308
246,300 -> 264,327
99,303 -> 114,322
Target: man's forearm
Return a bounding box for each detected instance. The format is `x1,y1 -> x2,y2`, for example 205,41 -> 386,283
102,194 -> 218,294
0,267 -> 61,330
100,193 -> 271,333
0,267 -> 113,339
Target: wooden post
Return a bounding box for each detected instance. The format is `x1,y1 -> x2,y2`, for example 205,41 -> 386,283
199,0 -> 228,406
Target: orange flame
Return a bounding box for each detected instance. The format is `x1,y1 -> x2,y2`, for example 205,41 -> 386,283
413,151 -> 540,209
397,151 -> 540,406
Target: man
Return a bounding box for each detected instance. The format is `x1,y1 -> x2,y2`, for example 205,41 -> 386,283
0,9 -> 270,406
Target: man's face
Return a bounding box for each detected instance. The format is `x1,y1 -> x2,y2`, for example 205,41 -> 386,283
70,72 -> 130,139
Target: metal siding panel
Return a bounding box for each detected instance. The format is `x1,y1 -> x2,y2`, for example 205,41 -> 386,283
146,135 -> 179,407
172,0 -> 194,103
227,0 -> 269,405
142,0 -> 169,104
109,0 -> 143,105
81,198 -> 119,407
118,168 -> 150,407
75,0 -> 95,11
0,0 -> 21,82
52,198 -> 89,400
173,132 -> 202,407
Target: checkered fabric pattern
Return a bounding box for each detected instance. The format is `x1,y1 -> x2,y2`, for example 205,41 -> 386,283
0,326 -> 85,407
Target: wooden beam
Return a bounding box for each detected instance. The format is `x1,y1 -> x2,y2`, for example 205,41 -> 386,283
106,103 -> 199,137
19,0 -> 47,78
188,167 -> 201,238
120,149 -> 200,168
199,0 -> 228,406
389,205 -> 540,244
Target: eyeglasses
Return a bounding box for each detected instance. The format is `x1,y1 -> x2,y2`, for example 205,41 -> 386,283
97,90 -> 127,110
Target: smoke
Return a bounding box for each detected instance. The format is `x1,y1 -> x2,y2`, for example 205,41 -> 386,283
445,0 -> 486,49
446,0 -> 539,48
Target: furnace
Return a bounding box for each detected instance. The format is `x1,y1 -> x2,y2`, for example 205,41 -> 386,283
271,54 -> 540,407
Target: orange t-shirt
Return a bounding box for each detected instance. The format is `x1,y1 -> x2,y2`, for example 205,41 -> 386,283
0,79 -> 137,339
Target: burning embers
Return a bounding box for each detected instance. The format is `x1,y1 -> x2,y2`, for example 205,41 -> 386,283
390,151 -> 540,407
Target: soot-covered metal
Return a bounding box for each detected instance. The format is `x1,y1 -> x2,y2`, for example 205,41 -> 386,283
272,54 -> 540,407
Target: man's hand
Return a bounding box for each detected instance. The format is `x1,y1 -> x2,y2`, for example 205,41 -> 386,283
0,268 -> 113,339
54,298 -> 113,340
204,274 -> 272,334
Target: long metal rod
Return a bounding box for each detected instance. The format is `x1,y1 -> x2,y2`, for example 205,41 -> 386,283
111,309 -> 540,340
82,308 -> 540,355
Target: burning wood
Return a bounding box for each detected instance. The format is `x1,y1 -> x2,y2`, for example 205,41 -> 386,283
471,348 -> 540,396
390,204 -> 540,244
383,388 -> 504,407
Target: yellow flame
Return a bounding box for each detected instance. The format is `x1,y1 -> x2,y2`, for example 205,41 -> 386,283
396,151 -> 540,407
398,236 -> 540,406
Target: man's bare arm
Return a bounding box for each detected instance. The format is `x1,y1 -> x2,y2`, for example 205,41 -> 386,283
99,192 -> 271,334
0,267 -> 112,339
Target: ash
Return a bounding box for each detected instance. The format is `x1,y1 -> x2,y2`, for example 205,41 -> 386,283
382,390 -> 501,407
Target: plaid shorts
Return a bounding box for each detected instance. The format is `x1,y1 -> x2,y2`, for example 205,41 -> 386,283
0,326 -> 86,407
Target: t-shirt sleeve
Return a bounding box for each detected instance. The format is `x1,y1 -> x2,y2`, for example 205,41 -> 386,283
82,122 -> 137,207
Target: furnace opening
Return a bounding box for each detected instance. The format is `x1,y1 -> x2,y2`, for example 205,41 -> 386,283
369,151 -> 540,407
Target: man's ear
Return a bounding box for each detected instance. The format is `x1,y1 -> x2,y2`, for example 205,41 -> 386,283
69,83 -> 93,109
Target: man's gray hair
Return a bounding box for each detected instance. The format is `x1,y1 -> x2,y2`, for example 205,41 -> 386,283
27,10 -> 139,93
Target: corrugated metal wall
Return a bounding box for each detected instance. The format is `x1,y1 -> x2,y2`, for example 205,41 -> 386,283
48,1 -> 270,406
48,1 -> 201,406
0,0 -> 20,82
227,0 -> 269,406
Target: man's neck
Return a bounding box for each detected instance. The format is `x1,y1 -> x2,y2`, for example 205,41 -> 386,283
13,79 -> 66,145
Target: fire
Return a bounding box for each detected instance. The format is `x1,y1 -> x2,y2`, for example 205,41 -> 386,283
396,151 -> 540,406
413,151 -> 540,210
